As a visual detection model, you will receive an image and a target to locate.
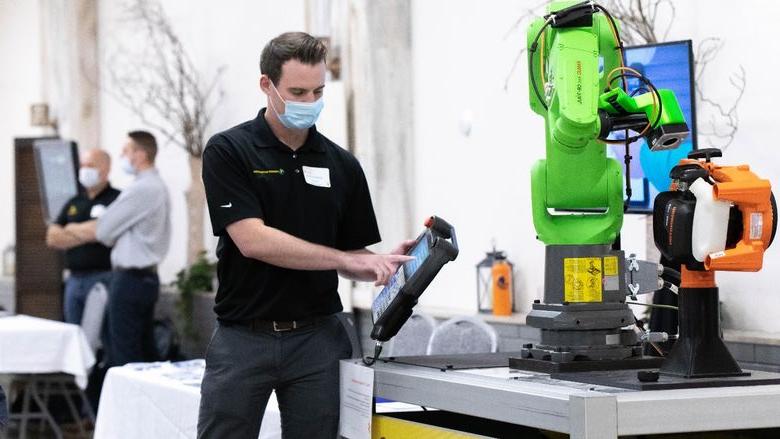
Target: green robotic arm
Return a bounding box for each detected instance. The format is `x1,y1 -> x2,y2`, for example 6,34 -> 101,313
518,2 -> 691,365
527,1 -> 689,245
598,87 -> 689,150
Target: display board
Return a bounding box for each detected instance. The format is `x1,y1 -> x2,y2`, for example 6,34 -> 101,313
33,139 -> 80,224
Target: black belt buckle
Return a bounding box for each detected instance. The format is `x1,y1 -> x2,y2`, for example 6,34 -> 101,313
272,321 -> 297,332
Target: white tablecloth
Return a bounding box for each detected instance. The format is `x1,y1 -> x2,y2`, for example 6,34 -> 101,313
94,360 -> 281,439
0,315 -> 95,388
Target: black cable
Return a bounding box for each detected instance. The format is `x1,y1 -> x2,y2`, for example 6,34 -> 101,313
771,192 -> 778,247
607,72 -> 663,144
595,1 -> 632,207
594,3 -> 627,91
662,266 -> 682,283
627,301 -> 679,311
608,73 -> 663,127
528,18 -> 552,112
530,4 -> 627,112
623,127 -> 632,210
362,343 -> 383,366
594,5 -> 624,52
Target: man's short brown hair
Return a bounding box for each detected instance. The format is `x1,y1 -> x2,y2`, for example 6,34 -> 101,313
260,32 -> 327,85
128,130 -> 158,163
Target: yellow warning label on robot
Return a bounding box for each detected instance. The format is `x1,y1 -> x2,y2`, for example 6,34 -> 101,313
563,257 -> 603,303
603,256 -> 618,276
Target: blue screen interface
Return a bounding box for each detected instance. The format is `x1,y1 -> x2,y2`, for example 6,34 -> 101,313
371,235 -> 430,322
403,236 -> 429,279
607,41 -> 695,212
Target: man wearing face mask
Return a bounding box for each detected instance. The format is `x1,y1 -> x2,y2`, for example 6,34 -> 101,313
66,130 -> 171,367
197,32 -> 414,438
47,148 -> 120,324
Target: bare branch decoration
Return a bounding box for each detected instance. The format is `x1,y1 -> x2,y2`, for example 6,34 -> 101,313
607,1 -> 745,149
694,38 -> 745,149
606,0 -> 675,45
502,0 -> 549,91
105,0 -> 226,265
106,0 -> 225,158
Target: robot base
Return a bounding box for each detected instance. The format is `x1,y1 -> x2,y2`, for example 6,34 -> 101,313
509,346 -> 662,374
660,286 -> 745,378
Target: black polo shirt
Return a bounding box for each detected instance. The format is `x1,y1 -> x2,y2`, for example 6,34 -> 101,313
203,108 -> 381,322
55,185 -> 120,272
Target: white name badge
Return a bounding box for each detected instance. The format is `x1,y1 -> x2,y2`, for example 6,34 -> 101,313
90,204 -> 107,218
302,166 -> 331,188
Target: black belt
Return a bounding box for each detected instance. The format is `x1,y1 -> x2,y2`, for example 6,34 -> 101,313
115,266 -> 157,276
231,316 -> 325,333
69,269 -> 111,276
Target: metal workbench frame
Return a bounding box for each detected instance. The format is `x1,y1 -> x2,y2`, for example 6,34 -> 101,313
366,360 -> 780,438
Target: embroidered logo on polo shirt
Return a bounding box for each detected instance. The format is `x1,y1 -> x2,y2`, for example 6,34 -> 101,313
68,204 -> 78,216
253,168 -> 285,176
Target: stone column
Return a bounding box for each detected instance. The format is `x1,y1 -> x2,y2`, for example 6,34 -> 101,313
344,0 -> 415,250
40,0 -> 101,150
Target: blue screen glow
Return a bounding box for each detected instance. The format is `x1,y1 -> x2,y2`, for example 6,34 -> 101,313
607,41 -> 696,212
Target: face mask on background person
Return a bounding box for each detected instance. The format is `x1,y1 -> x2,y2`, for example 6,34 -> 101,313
78,167 -> 101,188
269,82 -> 324,130
120,156 -> 137,175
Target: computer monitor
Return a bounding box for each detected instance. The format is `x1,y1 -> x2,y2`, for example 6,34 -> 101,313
607,40 -> 697,213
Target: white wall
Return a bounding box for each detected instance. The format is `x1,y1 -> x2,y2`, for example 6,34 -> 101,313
408,0 -> 780,333
4,0 -> 780,332
677,1 -> 780,332
410,0 -> 546,315
0,0 -> 49,256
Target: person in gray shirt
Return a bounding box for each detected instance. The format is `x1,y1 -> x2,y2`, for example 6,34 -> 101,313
67,130 -> 171,366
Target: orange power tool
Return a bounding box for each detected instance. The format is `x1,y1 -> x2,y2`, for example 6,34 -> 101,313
653,148 -> 776,378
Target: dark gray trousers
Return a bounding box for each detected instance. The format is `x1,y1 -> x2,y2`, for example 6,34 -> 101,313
197,315 -> 352,439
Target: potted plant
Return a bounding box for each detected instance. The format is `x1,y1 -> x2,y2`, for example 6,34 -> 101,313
173,251 -> 216,345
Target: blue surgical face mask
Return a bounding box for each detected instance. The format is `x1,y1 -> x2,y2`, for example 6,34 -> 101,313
120,156 -> 137,175
78,167 -> 101,188
269,82 -> 324,130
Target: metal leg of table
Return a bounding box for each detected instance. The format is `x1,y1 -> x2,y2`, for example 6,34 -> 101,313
38,375 -> 94,437
568,394 -> 617,439
38,380 -> 50,435
11,379 -> 63,439
28,381 -> 62,439
57,380 -> 88,438
82,386 -> 96,424
19,380 -> 30,439
71,381 -> 95,425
